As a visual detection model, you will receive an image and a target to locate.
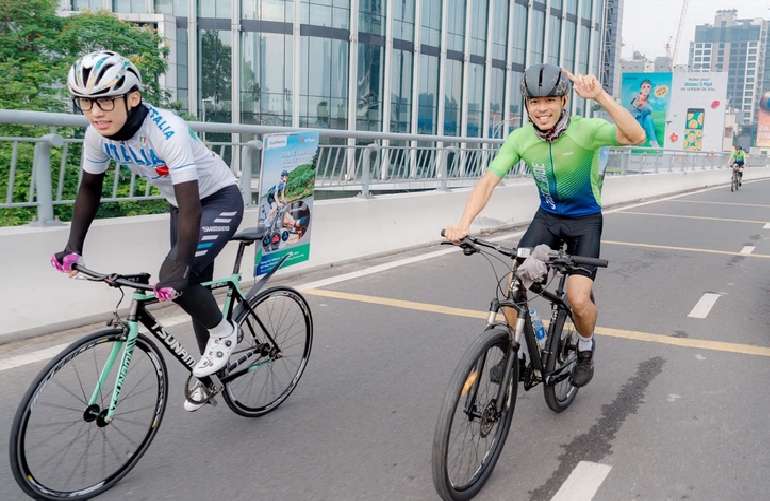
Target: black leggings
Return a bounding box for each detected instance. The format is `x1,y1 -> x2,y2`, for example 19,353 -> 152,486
168,185 -> 244,353
518,209 -> 603,281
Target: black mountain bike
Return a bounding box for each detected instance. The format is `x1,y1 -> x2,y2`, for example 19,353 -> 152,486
731,163 -> 741,192
9,225 -> 313,500
431,231 -> 608,501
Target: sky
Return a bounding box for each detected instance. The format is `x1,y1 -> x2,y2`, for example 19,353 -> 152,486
621,1 -> 770,64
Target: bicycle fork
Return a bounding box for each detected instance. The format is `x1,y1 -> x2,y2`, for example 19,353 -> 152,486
85,301 -> 142,426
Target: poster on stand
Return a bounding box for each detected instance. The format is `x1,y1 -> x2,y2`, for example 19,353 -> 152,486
254,131 -> 319,276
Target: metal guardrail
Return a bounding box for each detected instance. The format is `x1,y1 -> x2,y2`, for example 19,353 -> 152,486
0,109 -> 766,226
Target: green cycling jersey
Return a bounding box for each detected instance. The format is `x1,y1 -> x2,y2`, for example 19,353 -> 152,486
487,116 -> 620,217
731,151 -> 746,163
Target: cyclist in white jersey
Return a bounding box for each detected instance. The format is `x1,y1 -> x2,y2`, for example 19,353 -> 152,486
50,50 -> 244,411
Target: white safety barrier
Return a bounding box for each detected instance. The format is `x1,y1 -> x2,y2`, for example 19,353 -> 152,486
2,166 -> 769,341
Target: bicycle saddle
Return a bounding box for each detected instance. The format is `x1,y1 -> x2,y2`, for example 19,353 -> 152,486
230,225 -> 269,241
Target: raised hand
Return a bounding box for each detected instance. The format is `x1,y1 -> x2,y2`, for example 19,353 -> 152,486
563,70 -> 603,100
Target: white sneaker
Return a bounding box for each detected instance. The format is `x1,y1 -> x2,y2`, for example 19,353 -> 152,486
184,382 -> 213,412
192,321 -> 238,378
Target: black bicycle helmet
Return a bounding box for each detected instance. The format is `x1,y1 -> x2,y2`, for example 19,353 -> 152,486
521,63 -> 569,98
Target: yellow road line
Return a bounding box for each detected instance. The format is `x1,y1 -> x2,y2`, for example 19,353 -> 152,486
670,199 -> 770,209
601,240 -> 770,259
304,289 -> 770,358
616,211 -> 769,225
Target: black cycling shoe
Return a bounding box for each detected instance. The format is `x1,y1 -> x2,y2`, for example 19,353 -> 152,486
572,340 -> 595,388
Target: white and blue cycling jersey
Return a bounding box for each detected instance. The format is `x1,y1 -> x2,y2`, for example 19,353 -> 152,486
82,104 -> 237,206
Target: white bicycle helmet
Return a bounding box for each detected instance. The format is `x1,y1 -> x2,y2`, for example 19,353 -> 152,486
67,50 -> 143,98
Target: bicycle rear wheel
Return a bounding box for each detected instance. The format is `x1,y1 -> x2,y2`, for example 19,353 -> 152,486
432,328 -> 518,501
543,308 -> 580,412
10,330 -> 168,500
222,286 -> 313,417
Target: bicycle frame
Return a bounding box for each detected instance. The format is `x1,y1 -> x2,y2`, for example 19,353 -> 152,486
87,244 -> 289,424
475,266 -> 573,417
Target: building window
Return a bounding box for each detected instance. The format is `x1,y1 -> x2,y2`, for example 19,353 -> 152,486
444,59 -> 463,136
421,0 -> 442,47
511,2 -> 528,65
469,0 -> 488,57
243,0 -> 295,22
488,67 -> 505,137
507,71 -> 524,131
466,63 -> 484,137
72,0 -> 101,9
199,0 -> 232,19
547,7 -> 561,65
492,0 -> 508,61
393,0 -> 416,42
241,32 -> 293,127
417,54 -> 440,134
360,0 -> 386,36
390,49 -> 413,132
301,0 -> 350,29
299,37 -> 348,129
155,0 -> 187,15
530,5 -> 546,64
113,0 -> 146,12
176,27 -> 189,112
447,0 -> 466,52
357,44 -> 385,130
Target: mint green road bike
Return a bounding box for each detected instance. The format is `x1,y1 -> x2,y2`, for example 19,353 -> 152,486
9,226 -> 313,500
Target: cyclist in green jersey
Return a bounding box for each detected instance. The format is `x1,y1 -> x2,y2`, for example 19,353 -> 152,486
445,63 -> 646,388
729,146 -> 746,187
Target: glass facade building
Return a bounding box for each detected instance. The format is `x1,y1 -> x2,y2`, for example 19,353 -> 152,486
60,0 -> 606,138
690,10 -> 768,125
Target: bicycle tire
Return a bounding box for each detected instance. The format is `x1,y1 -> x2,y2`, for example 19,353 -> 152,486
543,308 -> 580,412
432,328 -> 518,501
222,286 -> 313,417
10,330 -> 168,501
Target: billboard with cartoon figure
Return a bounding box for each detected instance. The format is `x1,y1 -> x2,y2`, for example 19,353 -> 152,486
254,131 -> 318,276
621,72 -> 672,148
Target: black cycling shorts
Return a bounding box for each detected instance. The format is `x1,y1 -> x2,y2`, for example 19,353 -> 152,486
518,209 -> 603,281
169,184 -> 244,282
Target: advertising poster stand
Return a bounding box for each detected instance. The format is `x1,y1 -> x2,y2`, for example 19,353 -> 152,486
254,131 -> 319,276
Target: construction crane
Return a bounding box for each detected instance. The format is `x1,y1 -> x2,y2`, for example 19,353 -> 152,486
671,0 -> 689,69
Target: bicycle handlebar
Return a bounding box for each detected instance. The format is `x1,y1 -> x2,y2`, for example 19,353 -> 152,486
72,264 -> 155,292
440,228 -> 609,269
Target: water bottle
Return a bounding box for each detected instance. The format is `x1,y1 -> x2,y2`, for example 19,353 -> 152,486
530,309 -> 547,351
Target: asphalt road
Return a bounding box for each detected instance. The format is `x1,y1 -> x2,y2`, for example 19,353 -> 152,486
2,177 -> 769,501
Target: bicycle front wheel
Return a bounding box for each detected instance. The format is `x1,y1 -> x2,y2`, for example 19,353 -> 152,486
10,330 -> 168,500
543,308 -> 580,412
432,328 -> 518,501
222,286 -> 313,417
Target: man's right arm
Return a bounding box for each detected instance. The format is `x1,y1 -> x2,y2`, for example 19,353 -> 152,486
69,128 -> 110,254
445,133 -> 519,242
444,172 -> 503,242
66,173 -> 105,254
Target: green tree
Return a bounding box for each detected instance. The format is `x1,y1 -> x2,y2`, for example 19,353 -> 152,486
0,0 -> 174,226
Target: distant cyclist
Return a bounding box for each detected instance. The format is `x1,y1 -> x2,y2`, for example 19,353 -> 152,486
266,169 -> 289,224
729,145 -> 746,187
444,64 -> 646,388
51,50 -> 244,411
